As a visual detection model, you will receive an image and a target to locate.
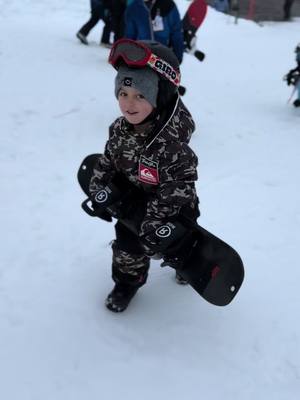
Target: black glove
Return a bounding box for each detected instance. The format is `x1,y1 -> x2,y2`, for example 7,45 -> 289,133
106,173 -> 145,220
81,181 -> 123,220
140,221 -> 188,256
82,174 -> 145,222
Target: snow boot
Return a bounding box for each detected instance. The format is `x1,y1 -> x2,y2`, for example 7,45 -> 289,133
105,283 -> 139,312
175,272 -> 188,285
76,32 -> 89,45
293,99 -> 300,107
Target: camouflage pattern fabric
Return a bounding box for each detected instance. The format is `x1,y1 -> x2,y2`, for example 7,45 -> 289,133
112,242 -> 150,285
90,95 -> 199,240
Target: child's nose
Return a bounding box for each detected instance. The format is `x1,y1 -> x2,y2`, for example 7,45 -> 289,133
127,97 -> 135,106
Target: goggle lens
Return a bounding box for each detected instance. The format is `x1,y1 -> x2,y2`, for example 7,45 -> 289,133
109,40 -> 150,66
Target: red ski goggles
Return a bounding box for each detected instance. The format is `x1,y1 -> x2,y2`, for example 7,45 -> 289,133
108,39 -> 181,87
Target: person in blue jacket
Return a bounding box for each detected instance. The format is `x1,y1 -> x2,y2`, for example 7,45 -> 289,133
124,0 -> 184,64
213,0 -> 230,13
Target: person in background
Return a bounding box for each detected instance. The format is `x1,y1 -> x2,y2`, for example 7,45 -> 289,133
124,0 -> 184,65
101,6 -> 114,47
213,0 -> 230,13
230,0 -> 240,12
283,0 -> 295,21
285,43 -> 300,107
76,0 -> 112,46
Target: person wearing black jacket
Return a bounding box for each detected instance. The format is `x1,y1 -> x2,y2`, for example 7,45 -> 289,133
285,43 -> 300,107
110,0 -> 127,42
77,1 -> 126,46
283,0 -> 295,21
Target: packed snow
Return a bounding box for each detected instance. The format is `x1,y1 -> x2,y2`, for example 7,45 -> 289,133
1,1 -> 300,399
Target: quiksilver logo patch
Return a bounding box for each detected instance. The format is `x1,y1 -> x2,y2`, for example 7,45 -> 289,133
138,156 -> 159,185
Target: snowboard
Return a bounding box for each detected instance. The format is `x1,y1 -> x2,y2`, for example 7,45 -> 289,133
182,0 -> 208,62
77,154 -> 244,306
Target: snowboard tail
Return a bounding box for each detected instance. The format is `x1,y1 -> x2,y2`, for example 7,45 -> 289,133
78,154 -> 244,306
182,0 -> 208,62
177,227 -> 244,306
182,0 -> 208,34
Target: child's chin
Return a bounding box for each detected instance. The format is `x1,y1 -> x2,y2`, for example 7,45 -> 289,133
125,114 -> 143,124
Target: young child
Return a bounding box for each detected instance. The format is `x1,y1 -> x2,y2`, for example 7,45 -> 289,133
285,43 -> 300,107
89,39 -> 200,312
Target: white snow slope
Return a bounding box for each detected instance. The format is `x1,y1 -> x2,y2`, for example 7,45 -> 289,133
1,1 -> 300,399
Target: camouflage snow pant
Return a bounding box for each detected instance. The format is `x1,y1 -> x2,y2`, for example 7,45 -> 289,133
111,221 -> 150,288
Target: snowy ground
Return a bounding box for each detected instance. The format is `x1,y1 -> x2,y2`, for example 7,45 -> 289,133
1,1 -> 300,399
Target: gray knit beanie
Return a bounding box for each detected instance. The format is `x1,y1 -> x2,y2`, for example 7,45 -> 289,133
115,65 -> 159,108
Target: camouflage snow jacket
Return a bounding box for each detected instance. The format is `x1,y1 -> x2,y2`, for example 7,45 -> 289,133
89,96 -> 199,235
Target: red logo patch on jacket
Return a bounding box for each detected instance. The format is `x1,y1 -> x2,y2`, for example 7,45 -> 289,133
138,156 -> 159,185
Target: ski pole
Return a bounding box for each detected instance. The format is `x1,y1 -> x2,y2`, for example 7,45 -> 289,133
287,86 -> 296,104
287,78 -> 300,104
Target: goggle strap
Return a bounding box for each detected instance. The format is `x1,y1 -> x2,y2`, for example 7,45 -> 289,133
147,54 -> 180,87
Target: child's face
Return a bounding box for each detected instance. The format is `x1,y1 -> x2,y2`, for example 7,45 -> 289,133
118,86 -> 154,125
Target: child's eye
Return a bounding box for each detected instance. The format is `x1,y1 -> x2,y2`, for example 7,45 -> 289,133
136,94 -> 145,100
119,91 -> 127,97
